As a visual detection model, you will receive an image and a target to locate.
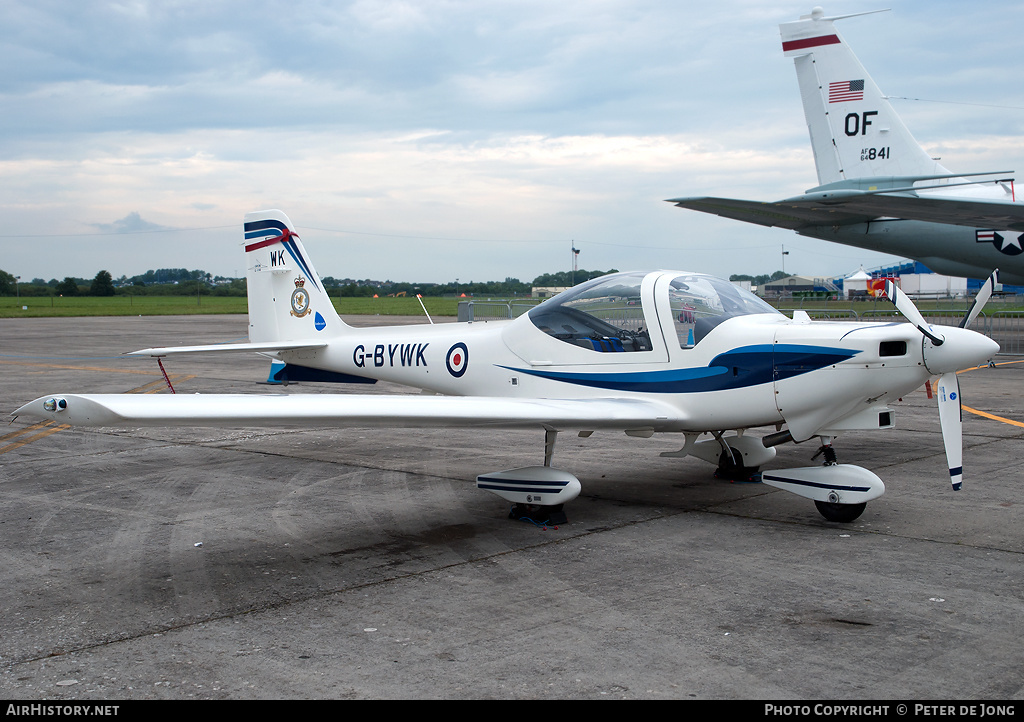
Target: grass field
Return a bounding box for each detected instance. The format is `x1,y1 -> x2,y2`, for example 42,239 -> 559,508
0,294 -> 465,318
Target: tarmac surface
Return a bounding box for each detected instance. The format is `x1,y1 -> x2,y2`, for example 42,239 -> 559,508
1,314 -> 1022,701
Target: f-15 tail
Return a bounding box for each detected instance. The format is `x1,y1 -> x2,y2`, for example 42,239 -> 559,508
667,9 -> 1024,285
780,7 -> 949,184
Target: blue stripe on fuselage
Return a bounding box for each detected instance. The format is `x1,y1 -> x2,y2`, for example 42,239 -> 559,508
498,344 -> 858,393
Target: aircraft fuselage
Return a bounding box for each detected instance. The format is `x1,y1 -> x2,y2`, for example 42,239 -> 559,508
799,220 -> 1024,285
272,271 -> 969,444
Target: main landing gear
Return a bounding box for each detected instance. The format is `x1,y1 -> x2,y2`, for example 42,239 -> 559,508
714,445 -> 761,483
475,429 -> 580,525
508,503 -> 568,526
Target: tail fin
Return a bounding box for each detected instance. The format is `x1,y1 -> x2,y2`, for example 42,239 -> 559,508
780,8 -> 949,185
243,210 -> 348,343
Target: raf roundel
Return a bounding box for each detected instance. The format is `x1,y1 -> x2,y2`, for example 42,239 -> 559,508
445,342 -> 468,378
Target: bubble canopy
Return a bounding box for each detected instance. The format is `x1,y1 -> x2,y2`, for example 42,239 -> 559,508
527,271 -> 780,352
664,273 -> 781,348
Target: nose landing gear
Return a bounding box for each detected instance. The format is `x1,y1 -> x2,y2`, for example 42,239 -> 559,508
812,439 -> 867,522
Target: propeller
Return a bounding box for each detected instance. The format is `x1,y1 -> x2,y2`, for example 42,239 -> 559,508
883,274 -> 1000,490
883,278 -> 945,345
960,269 -> 999,330
934,372 -> 963,490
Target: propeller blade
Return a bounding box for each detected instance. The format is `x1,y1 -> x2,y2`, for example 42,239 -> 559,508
884,279 -> 944,345
935,371 -> 963,490
960,269 -> 999,329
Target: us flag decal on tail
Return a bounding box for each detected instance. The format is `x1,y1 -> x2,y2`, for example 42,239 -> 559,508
829,79 -> 864,103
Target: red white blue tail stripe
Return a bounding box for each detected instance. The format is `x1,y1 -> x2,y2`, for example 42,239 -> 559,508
244,219 -> 321,292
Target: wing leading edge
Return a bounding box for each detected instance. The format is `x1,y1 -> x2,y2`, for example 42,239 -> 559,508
13,393 -> 686,432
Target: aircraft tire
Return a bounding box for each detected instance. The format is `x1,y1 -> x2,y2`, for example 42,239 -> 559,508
814,500 -> 867,523
714,447 -> 759,482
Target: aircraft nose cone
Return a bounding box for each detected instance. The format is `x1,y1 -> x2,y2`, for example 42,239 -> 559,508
923,327 -> 1000,375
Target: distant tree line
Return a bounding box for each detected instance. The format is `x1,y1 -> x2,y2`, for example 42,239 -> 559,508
729,270 -> 789,287
321,270 -> 615,298
0,268 -> 245,297
0,267 -> 620,298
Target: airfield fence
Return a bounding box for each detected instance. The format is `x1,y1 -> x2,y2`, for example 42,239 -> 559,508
457,300 -> 542,322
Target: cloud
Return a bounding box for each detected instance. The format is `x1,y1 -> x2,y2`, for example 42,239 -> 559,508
91,212 -> 173,235
1,1 -> 1022,284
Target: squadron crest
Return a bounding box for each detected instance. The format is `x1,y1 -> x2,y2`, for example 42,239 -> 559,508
290,277 -> 311,317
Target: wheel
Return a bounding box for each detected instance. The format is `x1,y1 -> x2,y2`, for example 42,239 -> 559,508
714,447 -> 759,482
814,500 -> 866,523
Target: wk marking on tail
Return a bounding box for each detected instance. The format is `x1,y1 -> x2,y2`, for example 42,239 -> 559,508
243,221 -> 321,292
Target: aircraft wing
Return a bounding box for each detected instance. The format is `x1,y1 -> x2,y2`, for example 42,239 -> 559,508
12,393 -> 686,431
667,196 -> 874,230
127,341 -> 328,357
777,193 -> 1024,232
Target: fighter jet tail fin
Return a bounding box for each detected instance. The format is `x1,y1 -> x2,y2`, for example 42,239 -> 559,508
780,8 -> 949,185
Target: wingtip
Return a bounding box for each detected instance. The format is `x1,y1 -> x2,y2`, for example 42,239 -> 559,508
12,397 -> 49,419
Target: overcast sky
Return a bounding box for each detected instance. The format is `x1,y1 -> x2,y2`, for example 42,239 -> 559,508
3,0 -> 1024,285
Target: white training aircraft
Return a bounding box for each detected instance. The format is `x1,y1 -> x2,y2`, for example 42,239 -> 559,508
671,7 -> 1024,284
13,210 -> 999,524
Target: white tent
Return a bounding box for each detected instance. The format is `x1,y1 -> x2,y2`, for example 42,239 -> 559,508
844,267 -> 872,298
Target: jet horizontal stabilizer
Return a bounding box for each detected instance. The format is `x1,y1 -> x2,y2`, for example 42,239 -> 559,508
666,196 -> 874,230
804,171 -> 1016,195
778,192 -> 1024,232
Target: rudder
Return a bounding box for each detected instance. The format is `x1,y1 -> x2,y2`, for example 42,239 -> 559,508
243,210 -> 347,343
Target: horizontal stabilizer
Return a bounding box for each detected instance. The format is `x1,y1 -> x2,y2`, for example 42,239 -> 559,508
128,341 -> 328,357
778,192 -> 1024,232
13,393 -> 685,431
667,196 -> 873,230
